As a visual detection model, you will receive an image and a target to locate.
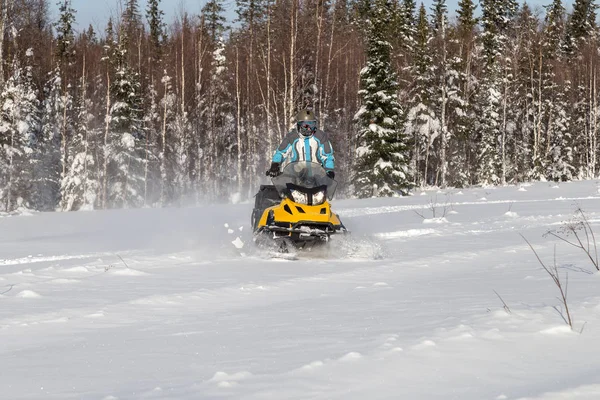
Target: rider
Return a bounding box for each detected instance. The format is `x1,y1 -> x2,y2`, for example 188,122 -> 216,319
266,109 -> 335,179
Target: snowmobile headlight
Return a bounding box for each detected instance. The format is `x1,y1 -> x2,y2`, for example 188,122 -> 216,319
312,190 -> 326,205
291,190 -> 308,204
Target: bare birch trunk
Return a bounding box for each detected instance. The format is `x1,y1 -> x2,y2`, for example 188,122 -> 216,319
247,9 -> 257,197
181,25 -> 189,196
588,57 -> 594,178
160,79 -> 168,206
439,15 -> 448,188
235,45 -> 242,195
81,54 -> 89,209
322,0 -> 337,129
196,21 -> 206,197
501,65 -> 508,185
266,2 -> 273,166
61,94 -> 68,182
6,127 -> 14,211
287,0 -> 298,125
102,68 -> 111,209
592,62 -> 598,177
424,145 -> 430,188
536,50 -> 544,166
313,0 -> 324,112
181,29 -> 185,115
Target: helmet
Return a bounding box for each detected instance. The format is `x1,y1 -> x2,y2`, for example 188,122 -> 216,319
296,109 -> 317,137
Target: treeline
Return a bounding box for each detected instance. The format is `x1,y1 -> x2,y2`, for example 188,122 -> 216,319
0,0 -> 597,212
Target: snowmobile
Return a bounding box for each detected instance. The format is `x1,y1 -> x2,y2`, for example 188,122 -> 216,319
252,161 -> 347,250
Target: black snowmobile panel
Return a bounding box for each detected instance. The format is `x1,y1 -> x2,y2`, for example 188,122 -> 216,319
252,185 -> 281,231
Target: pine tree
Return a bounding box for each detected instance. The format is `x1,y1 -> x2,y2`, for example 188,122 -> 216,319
123,0 -> 143,36
547,85 -> 574,181
0,53 -> 40,212
121,0 -> 144,73
52,0 -> 78,208
60,77 -> 99,211
208,36 -> 234,200
405,3 -> 438,187
202,0 -> 228,42
449,0 -> 479,187
146,0 -> 165,64
354,0 -> 411,197
543,0 -> 573,180
456,0 -> 477,34
158,71 -> 175,205
511,4 -> 540,181
55,0 -> 76,66
34,67 -> 68,211
430,0 -> 459,187
236,0 -> 266,27
476,0 -> 516,185
388,0 -> 416,73
563,0 -> 596,55
402,0 -> 418,69
105,26 -> 146,208
544,0 -> 565,59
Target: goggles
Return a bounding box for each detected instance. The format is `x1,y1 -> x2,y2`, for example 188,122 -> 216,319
298,120 -> 317,136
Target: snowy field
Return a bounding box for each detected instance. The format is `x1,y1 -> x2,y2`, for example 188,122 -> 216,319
3,181 -> 600,399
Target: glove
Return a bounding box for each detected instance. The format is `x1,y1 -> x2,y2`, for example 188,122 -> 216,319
326,170 -> 335,179
266,162 -> 281,177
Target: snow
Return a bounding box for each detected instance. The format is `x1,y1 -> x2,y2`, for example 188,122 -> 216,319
3,181 -> 600,398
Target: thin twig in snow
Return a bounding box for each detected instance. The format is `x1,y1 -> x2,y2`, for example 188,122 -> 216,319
0,284 -> 14,295
117,254 -> 130,269
521,235 -> 573,329
493,290 -> 511,314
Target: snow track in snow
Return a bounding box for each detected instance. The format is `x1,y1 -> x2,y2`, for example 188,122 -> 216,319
338,195 -> 600,217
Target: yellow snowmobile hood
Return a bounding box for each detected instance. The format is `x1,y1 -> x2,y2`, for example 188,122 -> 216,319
257,197 -> 343,228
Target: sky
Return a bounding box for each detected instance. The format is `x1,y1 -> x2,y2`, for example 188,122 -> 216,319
51,0 -> 563,33
50,0 -> 238,32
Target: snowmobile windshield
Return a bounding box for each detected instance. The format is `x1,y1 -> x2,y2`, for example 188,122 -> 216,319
272,162 -> 338,201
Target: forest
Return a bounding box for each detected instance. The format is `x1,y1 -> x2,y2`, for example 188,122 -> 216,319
0,0 -> 596,211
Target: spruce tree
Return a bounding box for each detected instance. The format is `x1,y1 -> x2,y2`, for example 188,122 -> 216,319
354,0 -> 411,197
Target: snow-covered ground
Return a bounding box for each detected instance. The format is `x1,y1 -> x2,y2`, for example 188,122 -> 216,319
2,181 -> 600,399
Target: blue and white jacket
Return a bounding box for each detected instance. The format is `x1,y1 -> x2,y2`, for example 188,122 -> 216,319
272,129 -> 335,171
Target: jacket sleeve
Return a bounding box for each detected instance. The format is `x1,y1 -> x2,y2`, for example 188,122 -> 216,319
317,131 -> 335,170
272,132 -> 294,163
